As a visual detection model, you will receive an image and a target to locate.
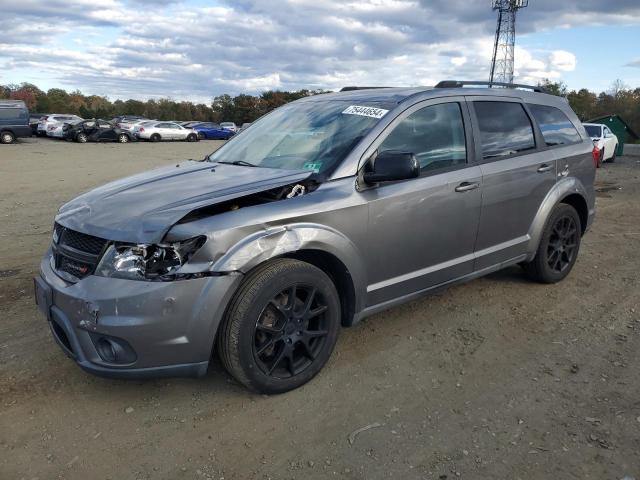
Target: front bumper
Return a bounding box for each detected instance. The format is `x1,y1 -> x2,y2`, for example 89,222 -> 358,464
35,253 -> 242,379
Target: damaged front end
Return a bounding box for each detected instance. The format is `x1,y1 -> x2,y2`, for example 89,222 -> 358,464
95,236 -> 207,281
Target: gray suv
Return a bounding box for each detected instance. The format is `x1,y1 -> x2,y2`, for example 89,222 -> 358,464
34,81 -> 596,393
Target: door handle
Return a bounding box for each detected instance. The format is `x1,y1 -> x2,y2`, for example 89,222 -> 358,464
537,164 -> 553,173
455,181 -> 480,193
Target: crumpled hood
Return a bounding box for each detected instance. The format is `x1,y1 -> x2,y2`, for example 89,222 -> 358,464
56,161 -> 312,244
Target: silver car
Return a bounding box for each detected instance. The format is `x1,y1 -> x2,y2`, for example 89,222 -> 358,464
35,81 -> 595,393
135,121 -> 199,142
38,114 -> 83,137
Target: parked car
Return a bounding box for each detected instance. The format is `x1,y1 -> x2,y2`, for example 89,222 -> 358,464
0,100 -> 31,144
47,118 -> 84,138
29,113 -> 48,135
192,122 -> 235,140
35,81 -> 595,393
63,119 -> 135,143
38,115 -> 83,137
583,123 -> 618,166
115,117 -> 148,132
179,121 -> 202,128
135,121 -> 199,142
220,122 -> 238,132
238,122 -> 252,133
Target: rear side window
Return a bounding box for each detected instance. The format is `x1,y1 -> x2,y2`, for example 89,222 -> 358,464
528,104 -> 581,146
0,108 -> 20,120
473,101 -> 536,159
379,102 -> 467,173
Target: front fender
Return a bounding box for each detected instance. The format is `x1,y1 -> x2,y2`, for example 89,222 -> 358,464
526,177 -> 591,259
209,223 -> 368,311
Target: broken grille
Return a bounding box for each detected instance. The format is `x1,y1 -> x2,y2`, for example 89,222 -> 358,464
52,223 -> 109,281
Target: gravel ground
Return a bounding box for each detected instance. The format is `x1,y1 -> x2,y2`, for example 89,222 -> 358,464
1,137 -> 639,480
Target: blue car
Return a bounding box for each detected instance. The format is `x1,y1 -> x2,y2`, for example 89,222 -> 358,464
192,122 -> 235,140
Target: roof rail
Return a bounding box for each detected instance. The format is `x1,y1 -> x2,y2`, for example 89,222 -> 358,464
340,86 -> 391,92
434,80 -> 548,94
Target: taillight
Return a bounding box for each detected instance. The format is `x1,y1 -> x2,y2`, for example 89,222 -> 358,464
592,146 -> 600,167
139,127 -> 145,132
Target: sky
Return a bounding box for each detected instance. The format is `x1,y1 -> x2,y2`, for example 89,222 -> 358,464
1,0 -> 639,102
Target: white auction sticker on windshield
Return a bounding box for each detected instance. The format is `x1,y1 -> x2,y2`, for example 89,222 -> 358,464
342,105 -> 389,119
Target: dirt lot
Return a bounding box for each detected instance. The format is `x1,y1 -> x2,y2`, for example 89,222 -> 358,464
1,138 -> 639,480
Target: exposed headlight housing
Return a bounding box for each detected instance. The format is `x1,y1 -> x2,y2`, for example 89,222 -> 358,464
95,236 -> 206,281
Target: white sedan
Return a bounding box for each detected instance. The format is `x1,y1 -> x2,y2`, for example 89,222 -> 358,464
135,121 -> 199,142
583,123 -> 619,165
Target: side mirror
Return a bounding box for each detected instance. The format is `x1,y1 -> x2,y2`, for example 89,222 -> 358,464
363,151 -> 420,184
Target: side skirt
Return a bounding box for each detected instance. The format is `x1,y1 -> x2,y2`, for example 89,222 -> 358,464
352,254 -> 528,325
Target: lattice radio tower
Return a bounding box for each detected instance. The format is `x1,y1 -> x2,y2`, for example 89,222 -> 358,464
489,0 -> 529,85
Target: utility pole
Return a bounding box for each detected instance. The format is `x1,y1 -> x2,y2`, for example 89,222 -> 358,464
489,0 -> 529,85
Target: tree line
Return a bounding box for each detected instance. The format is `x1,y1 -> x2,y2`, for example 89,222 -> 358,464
1,80 -> 639,139
0,83 -> 325,125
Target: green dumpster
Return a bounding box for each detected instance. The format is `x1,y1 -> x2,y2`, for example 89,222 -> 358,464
587,114 -> 640,156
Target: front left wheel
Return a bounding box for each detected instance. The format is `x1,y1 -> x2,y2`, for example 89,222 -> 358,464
217,259 -> 341,394
118,133 -> 129,143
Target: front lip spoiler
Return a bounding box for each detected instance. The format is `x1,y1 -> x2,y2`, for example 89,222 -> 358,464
77,359 -> 209,379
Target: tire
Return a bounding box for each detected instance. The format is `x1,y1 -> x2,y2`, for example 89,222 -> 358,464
523,204 -> 582,284
150,133 -> 161,142
217,259 -> 341,394
197,132 -> 205,140
75,133 -> 88,143
186,133 -> 198,142
118,133 -> 129,143
1,131 -> 15,144
609,145 -> 617,163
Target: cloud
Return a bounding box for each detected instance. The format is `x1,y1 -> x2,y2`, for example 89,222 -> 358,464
0,0 -> 638,100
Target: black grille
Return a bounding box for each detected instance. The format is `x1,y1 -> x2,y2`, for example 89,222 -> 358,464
52,223 -> 109,281
60,228 -> 107,255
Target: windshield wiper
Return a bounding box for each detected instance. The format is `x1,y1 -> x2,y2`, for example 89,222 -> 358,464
217,160 -> 257,167
218,160 -> 257,167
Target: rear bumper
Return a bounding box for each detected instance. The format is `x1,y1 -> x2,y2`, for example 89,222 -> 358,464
35,252 -> 243,379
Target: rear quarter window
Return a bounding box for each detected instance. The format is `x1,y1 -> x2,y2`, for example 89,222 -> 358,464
473,101 -> 536,159
527,104 -> 582,146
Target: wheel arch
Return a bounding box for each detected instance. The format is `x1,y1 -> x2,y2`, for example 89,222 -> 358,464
209,224 -> 367,326
526,178 -> 592,258
279,249 -> 357,327
560,193 -> 588,234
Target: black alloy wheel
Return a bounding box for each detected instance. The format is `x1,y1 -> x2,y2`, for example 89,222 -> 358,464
546,215 -> 578,274
523,203 -> 582,284
218,259 -> 341,394
253,284 -> 330,379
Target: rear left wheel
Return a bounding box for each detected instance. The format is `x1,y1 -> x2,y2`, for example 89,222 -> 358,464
523,203 -> 582,284
218,259 -> 341,394
118,133 -> 129,143
609,145 -> 617,163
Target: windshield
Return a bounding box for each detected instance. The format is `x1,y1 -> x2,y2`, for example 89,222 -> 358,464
584,125 -> 601,137
208,100 -> 391,174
